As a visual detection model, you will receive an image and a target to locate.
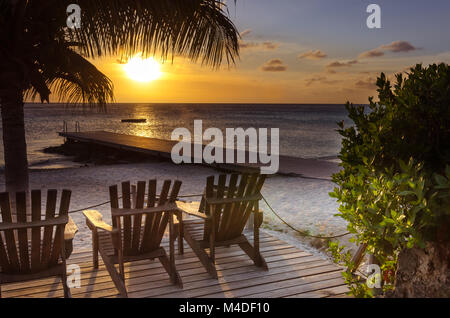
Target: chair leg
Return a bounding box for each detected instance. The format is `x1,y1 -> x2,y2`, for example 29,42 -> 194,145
92,230 -> 99,269
175,211 -> 184,255
61,268 -> 72,298
239,240 -> 268,270
184,231 -> 218,278
178,224 -> 184,255
99,248 -> 128,298
158,250 -> 183,288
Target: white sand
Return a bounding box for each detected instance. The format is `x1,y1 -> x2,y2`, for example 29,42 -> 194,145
0,162 -> 351,253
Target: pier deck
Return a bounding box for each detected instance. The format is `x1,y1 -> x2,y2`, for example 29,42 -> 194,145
59,131 -> 340,180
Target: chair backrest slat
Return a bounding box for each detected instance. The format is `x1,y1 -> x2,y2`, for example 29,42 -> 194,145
109,185 -> 119,228
213,175 -> 227,236
0,229 -> 10,272
121,181 -> 132,254
49,190 -> 71,266
0,189 -> 71,275
0,192 -> 18,272
217,174 -> 239,239
141,180 -> 157,252
148,180 -> 171,251
111,180 -> 181,256
235,174 -> 265,237
202,174 -> 266,242
153,180 -> 181,250
219,173 -> 248,240
41,190 -> 57,268
31,190 -> 42,271
16,192 -> 30,273
131,181 -> 146,253
202,176 -> 215,240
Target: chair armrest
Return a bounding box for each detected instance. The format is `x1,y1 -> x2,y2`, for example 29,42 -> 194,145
63,216 -> 78,259
64,216 -> 79,240
254,209 -> 264,228
83,210 -> 113,232
175,201 -> 210,220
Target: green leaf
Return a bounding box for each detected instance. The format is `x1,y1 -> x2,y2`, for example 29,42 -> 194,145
399,191 -> 416,197
434,174 -> 448,186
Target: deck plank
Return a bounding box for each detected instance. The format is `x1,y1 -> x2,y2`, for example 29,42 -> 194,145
1,230 -> 348,298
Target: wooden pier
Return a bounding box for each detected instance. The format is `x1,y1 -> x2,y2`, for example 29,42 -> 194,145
59,131 -> 340,180
1,224 -> 349,298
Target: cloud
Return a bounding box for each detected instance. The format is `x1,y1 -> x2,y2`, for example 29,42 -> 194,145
326,60 -> 358,68
239,41 -> 259,49
262,42 -> 279,50
381,41 -> 417,53
298,50 -> 328,60
239,29 -> 279,51
240,29 -> 252,38
261,59 -> 287,72
305,76 -> 341,86
355,77 -> 377,90
358,49 -> 385,59
239,40 -> 279,51
359,41 -> 418,59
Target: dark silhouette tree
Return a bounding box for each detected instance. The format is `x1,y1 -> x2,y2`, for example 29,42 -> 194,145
0,0 -> 239,192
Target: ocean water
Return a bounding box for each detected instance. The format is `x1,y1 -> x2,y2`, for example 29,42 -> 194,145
0,103 -> 352,167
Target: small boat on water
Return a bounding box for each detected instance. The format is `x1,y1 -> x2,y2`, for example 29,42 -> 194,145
121,118 -> 147,123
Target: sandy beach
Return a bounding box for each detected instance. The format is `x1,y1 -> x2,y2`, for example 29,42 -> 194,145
0,161 -> 350,255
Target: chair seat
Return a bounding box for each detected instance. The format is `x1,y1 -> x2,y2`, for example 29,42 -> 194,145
97,228 -> 166,258
176,201 -> 202,215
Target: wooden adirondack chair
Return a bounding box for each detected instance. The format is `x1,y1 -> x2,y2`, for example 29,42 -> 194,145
176,173 -> 268,279
83,180 -> 183,298
0,189 -> 77,298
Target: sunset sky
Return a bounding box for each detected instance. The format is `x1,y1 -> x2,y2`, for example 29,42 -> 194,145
91,0 -> 450,104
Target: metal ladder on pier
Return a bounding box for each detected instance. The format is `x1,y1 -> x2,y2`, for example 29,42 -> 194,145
62,121 -> 81,142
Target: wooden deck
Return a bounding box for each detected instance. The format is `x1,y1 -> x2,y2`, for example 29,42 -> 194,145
1,226 -> 349,298
59,131 -> 340,180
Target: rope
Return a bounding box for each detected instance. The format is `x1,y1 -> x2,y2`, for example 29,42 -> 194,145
261,194 -> 351,239
67,192 -> 350,239
67,193 -> 203,214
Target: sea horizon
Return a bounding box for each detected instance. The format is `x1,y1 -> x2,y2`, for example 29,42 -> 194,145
0,103 -> 353,169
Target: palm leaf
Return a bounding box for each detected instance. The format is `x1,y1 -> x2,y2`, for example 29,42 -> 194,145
25,44 -> 114,107
63,0 -> 239,66
1,0 -> 240,105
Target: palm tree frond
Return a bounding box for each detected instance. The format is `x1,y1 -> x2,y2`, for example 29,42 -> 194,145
65,0 -> 239,67
25,46 -> 114,107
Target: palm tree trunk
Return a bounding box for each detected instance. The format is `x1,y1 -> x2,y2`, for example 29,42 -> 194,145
0,88 -> 29,193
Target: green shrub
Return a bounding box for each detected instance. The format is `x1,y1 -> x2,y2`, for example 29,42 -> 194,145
330,63 -> 450,296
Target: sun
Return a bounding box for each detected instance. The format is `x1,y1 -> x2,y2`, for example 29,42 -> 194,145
123,55 -> 162,82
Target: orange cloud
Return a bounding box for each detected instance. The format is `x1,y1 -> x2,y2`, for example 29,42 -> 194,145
355,77 -> 377,90
381,41 -> 417,53
239,40 -> 279,50
240,29 -> 252,38
326,60 -> 358,68
305,76 -> 341,86
359,41 -> 418,59
298,50 -> 327,60
359,49 -> 384,59
261,59 -> 287,72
